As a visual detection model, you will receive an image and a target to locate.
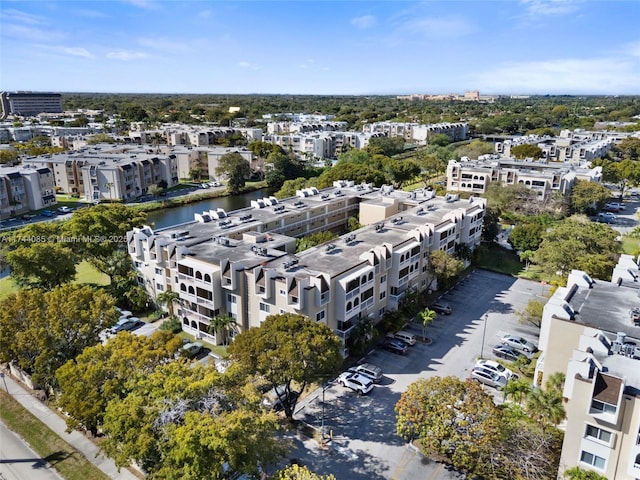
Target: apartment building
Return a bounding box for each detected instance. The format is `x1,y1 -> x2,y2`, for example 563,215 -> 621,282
446,157 -> 602,199
25,147 -> 179,202
0,165 -> 56,219
127,181 -> 485,352
266,121 -> 347,135
1,91 -> 63,118
362,122 -> 469,144
265,131 -> 375,160
534,265 -> 640,479
495,131 -> 620,164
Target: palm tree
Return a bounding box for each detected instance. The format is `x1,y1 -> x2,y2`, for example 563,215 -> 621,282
526,388 -> 565,428
104,182 -> 114,201
208,314 -> 236,346
156,291 -> 180,318
503,377 -> 532,405
418,309 -> 436,342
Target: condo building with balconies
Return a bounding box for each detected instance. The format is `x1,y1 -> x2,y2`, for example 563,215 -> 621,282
0,164 -> 56,219
533,264 -> 640,479
127,181 -> 485,353
446,157 -> 602,200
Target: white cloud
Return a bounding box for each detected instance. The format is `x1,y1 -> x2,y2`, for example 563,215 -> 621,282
138,36 -> 188,53
64,47 -> 94,59
520,0 -> 581,18
106,50 -> 148,61
125,0 -> 158,9
237,61 -> 262,70
1,8 -> 47,25
2,23 -> 66,42
472,57 -> 640,94
70,8 -> 110,18
351,15 -> 376,30
624,40 -> 640,58
198,9 -> 212,18
400,16 -> 475,38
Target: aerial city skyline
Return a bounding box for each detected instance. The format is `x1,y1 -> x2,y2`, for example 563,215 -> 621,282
1,0 -> 639,96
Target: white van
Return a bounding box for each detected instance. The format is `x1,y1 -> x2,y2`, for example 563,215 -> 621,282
391,331 -> 417,346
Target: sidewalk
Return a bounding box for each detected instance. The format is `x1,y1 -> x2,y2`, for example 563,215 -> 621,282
1,372 -> 139,480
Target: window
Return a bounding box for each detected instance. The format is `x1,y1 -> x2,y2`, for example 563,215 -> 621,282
580,451 -> 605,470
585,425 -> 612,444
155,268 -> 163,275
591,399 -> 617,415
279,289 -> 286,296
379,291 -> 386,300
227,294 -> 236,304
259,302 -> 270,313
316,310 -> 325,322
156,283 -> 164,291
380,275 -> 387,284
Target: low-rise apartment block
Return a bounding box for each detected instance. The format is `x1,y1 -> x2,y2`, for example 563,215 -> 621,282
25,147 -> 179,202
446,157 -> 602,199
127,181 -> 485,353
0,165 -> 56,219
362,122 -> 469,144
534,264 -> 640,479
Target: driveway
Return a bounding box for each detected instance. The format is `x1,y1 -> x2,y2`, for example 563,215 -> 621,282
286,270 -> 543,479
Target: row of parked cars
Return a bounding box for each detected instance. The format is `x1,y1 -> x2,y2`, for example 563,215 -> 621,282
470,334 -> 538,390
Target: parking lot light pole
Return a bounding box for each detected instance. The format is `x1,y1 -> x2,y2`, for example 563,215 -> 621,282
320,382 -> 329,443
480,314 -> 488,359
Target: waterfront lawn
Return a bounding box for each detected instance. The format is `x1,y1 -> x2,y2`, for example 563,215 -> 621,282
0,261 -> 109,301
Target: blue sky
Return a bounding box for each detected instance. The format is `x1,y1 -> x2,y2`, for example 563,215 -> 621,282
1,1 -> 639,95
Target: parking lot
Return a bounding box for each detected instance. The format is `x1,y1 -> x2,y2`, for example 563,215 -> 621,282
287,269 -> 543,480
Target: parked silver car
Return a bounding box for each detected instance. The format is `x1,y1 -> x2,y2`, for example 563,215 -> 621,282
501,334 -> 538,353
470,366 -> 508,390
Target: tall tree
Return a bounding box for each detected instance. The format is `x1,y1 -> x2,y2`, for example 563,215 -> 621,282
227,313 -> 343,419
215,152 -> 251,194
508,223 -> 544,253
56,330 -> 182,435
428,250 -> 465,291
533,216 -> 620,279
208,314 -> 237,346
569,180 -> 611,214
62,204 -> 147,280
0,284 -> 118,389
101,362 -> 286,478
395,377 -> 505,478
516,299 -> 545,329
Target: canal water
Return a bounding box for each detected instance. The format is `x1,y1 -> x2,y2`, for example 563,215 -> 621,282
146,188 -> 276,229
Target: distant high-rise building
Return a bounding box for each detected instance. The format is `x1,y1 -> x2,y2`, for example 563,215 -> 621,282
1,91 -> 63,119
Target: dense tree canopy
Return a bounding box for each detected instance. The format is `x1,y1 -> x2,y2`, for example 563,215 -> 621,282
4,222 -> 78,289
62,204 -> 147,280
227,313 -> 343,418
56,330 -> 182,435
395,377 -> 504,478
428,250 -> 465,290
0,284 -> 118,389
510,144 -> 544,160
533,216 -> 621,279
569,179 -> 611,214
508,222 -> 544,253
101,362 -> 286,479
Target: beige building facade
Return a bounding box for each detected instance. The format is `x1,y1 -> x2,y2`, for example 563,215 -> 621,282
127,181 -> 485,353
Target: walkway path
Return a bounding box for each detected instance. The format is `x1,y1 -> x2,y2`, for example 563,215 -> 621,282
1,373 -> 139,480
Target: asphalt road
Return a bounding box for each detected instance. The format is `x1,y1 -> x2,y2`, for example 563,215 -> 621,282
285,270 -> 543,480
0,421 -> 64,480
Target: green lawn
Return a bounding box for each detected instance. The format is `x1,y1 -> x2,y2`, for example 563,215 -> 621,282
0,261 -> 109,301
0,390 -> 111,480
621,235 -> 640,255
475,244 -> 526,276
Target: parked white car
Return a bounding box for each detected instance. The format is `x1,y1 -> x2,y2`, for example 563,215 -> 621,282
475,359 -> 519,380
337,371 -> 374,395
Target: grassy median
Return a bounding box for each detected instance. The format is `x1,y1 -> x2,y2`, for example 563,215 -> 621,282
0,390 -> 110,480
